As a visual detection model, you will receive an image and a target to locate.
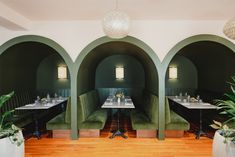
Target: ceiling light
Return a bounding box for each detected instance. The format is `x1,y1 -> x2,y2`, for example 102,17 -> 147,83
102,0 -> 130,39
223,17 -> 235,40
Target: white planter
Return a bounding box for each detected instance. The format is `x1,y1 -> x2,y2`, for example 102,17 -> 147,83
213,131 -> 235,157
0,131 -> 24,157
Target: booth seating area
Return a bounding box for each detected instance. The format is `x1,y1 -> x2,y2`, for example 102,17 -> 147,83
47,90 -> 108,138
47,90 -> 189,138
131,91 -> 189,138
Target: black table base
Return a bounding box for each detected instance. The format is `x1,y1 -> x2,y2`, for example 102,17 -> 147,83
109,108 -> 127,139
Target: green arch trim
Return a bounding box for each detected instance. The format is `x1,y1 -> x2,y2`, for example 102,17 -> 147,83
0,35 -> 74,72
71,36 -> 162,139
162,34 -> 235,72
74,36 -> 161,73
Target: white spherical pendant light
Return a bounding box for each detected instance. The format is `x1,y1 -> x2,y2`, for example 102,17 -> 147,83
223,17 -> 235,40
102,10 -> 130,39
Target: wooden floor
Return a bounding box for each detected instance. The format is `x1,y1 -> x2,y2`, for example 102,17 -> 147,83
25,118 -> 213,157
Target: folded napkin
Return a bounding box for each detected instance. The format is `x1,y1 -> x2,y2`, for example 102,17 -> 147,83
201,103 -> 211,106
25,104 -> 35,107
181,103 -> 190,106
44,103 -> 54,106
173,98 -> 181,102
104,102 -> 113,105
57,99 -> 65,102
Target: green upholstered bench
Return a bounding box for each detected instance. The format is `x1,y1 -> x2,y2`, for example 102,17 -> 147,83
46,90 -> 108,138
46,98 -> 71,138
130,92 -> 158,137
130,91 -> 189,138
165,98 -> 190,137
77,90 -> 108,137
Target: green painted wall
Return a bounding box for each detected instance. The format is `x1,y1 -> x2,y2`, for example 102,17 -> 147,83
77,50 -> 97,95
179,41 -> 235,93
95,55 -> 145,103
36,53 -> 70,97
165,55 -> 198,96
0,41 -> 71,98
0,42 -> 54,95
95,55 -> 145,88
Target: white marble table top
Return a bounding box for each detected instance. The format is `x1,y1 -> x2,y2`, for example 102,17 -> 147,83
15,98 -> 67,110
167,96 -> 218,109
101,96 -> 135,109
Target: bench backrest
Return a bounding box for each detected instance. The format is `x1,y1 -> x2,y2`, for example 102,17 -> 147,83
141,90 -> 171,125
77,90 -> 100,124
0,91 -> 34,114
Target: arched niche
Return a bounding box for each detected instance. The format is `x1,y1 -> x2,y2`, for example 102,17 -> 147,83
73,36 -> 162,139
161,34 -> 235,133
0,35 -> 73,95
0,35 -> 73,137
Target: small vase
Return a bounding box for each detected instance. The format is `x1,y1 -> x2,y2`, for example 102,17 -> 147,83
117,98 -> 121,103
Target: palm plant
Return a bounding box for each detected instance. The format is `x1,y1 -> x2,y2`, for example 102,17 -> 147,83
0,91 -> 23,146
211,76 -> 235,144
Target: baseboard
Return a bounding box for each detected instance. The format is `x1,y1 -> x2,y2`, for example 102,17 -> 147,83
165,130 -> 185,138
136,130 -> 157,138
52,130 -> 71,138
79,129 -> 100,138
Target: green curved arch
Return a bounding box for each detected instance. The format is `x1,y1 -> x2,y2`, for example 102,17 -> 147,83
71,36 -> 162,139
0,35 -> 74,72
162,34 -> 235,72
74,36 -> 161,73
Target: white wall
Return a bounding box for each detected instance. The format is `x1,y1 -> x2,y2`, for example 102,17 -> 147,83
0,20 -> 234,62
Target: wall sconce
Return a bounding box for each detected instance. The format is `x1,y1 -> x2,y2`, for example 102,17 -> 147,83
169,67 -> 177,79
58,66 -> 67,79
115,67 -> 124,79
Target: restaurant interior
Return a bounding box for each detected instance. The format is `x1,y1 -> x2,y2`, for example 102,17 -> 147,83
0,1 -> 235,157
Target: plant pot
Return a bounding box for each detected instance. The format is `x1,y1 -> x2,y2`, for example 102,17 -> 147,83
212,130 -> 235,157
0,131 -> 24,157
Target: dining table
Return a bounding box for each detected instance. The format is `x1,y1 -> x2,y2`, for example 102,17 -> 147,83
101,96 -> 135,139
15,97 -> 67,139
168,96 -> 218,139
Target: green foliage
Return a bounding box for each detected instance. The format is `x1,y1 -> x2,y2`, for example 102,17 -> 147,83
0,91 -> 24,146
212,76 -> 235,144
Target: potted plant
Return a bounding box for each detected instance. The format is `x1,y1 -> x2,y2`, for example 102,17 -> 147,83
0,92 -> 24,157
211,76 -> 235,157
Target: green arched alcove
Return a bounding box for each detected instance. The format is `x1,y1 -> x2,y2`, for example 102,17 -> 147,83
73,36 -> 163,139
159,34 -> 235,138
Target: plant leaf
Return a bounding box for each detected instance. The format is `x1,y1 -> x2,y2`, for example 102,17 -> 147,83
210,124 -> 220,129
0,91 -> 14,109
213,120 -> 222,127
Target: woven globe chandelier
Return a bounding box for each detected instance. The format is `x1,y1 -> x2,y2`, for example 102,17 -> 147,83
223,17 -> 235,40
102,0 -> 130,39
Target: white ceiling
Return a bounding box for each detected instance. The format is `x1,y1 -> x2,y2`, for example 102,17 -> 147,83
0,0 -> 235,21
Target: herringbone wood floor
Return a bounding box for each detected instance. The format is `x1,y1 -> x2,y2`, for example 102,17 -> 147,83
25,118 -> 213,157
